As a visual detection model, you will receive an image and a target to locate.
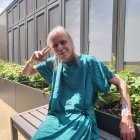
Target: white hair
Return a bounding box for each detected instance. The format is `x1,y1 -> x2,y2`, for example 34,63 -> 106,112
47,26 -> 79,69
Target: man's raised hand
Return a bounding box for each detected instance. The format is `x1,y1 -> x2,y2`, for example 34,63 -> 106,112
30,47 -> 51,62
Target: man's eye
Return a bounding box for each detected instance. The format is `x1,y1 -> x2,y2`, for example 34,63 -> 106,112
60,40 -> 67,45
53,44 -> 58,48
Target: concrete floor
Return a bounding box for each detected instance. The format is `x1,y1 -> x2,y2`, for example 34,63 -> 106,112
0,99 -> 25,140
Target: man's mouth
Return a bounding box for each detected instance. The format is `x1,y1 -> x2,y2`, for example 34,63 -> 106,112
58,51 -> 66,56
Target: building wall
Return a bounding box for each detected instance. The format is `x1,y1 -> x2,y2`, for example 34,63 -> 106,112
5,0 -> 82,65
0,11 -> 7,60
1,0 -> 140,73
6,0 -> 74,65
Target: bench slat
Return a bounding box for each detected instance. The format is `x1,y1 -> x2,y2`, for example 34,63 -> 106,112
12,116 -> 37,138
38,108 -> 48,115
99,129 -> 121,140
43,105 -> 49,110
21,113 -> 42,129
30,110 -> 46,121
101,138 -> 106,140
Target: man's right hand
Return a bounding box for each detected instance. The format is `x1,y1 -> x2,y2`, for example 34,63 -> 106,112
30,47 -> 51,62
22,47 -> 51,76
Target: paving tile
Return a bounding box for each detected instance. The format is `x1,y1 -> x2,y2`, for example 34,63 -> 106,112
0,99 -> 25,140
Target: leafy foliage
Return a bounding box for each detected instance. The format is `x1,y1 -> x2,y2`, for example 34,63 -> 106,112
0,60 -> 29,82
119,70 -> 140,95
0,60 -> 51,94
131,94 -> 140,123
95,70 -> 140,124
41,84 -> 52,94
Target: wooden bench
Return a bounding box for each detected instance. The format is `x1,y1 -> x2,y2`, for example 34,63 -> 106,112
10,104 -> 121,140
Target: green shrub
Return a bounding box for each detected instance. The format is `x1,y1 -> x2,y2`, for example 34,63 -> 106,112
131,94 -> 140,123
119,70 -> 140,95
95,70 -> 140,124
0,61 -> 29,82
0,60 -> 51,94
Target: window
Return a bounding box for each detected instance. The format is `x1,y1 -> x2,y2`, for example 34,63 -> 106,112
124,0 -> 140,73
19,0 -> 25,20
64,0 -> 81,53
47,2 -> 61,57
27,0 -> 34,16
27,18 -> 35,59
8,11 -> 12,28
36,12 -> 46,50
36,0 -> 45,10
8,31 -> 13,62
88,0 -> 113,62
13,5 -> 18,24
47,3 -> 60,32
19,23 -> 26,65
13,27 -> 19,64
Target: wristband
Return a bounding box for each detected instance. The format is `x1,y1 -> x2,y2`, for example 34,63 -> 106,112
27,59 -> 36,67
121,108 -> 131,117
28,63 -> 34,67
121,100 -> 131,117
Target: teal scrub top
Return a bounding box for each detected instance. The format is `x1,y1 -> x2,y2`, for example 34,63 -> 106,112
32,54 -> 115,140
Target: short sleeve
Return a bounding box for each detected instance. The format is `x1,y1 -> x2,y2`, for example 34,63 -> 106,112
36,57 -> 54,83
89,56 -> 115,94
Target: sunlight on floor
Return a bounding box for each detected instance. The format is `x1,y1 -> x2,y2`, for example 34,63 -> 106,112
0,99 -> 25,140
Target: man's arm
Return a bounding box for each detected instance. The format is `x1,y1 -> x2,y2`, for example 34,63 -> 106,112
22,47 -> 50,77
109,76 -> 135,140
22,59 -> 38,76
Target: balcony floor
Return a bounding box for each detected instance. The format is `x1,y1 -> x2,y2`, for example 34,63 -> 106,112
0,98 -> 25,140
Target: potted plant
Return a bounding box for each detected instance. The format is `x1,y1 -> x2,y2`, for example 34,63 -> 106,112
95,70 -> 140,139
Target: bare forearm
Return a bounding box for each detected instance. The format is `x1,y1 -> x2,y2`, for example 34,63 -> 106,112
117,80 -> 131,114
22,59 -> 37,76
109,77 -> 131,114
22,48 -> 50,77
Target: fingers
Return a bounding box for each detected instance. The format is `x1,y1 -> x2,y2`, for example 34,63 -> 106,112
120,123 -> 136,140
34,51 -> 43,58
130,133 -> 133,140
41,47 -> 51,54
130,127 -> 136,140
31,51 -> 47,62
133,129 -> 136,139
120,131 -> 130,140
30,47 -> 51,62
126,134 -> 130,140
120,128 -> 127,140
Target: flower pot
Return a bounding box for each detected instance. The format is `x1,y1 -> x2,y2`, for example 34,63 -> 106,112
95,110 -> 140,140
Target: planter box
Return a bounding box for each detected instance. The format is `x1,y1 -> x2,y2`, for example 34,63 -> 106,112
0,78 -> 50,113
95,110 -> 140,140
0,78 -> 16,109
6,80 -> 16,109
15,82 -> 50,112
0,78 -> 6,101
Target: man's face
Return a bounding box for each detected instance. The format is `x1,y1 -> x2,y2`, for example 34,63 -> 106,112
51,33 -> 73,62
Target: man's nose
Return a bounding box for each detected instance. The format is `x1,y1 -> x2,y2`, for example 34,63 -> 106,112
57,43 -> 63,50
